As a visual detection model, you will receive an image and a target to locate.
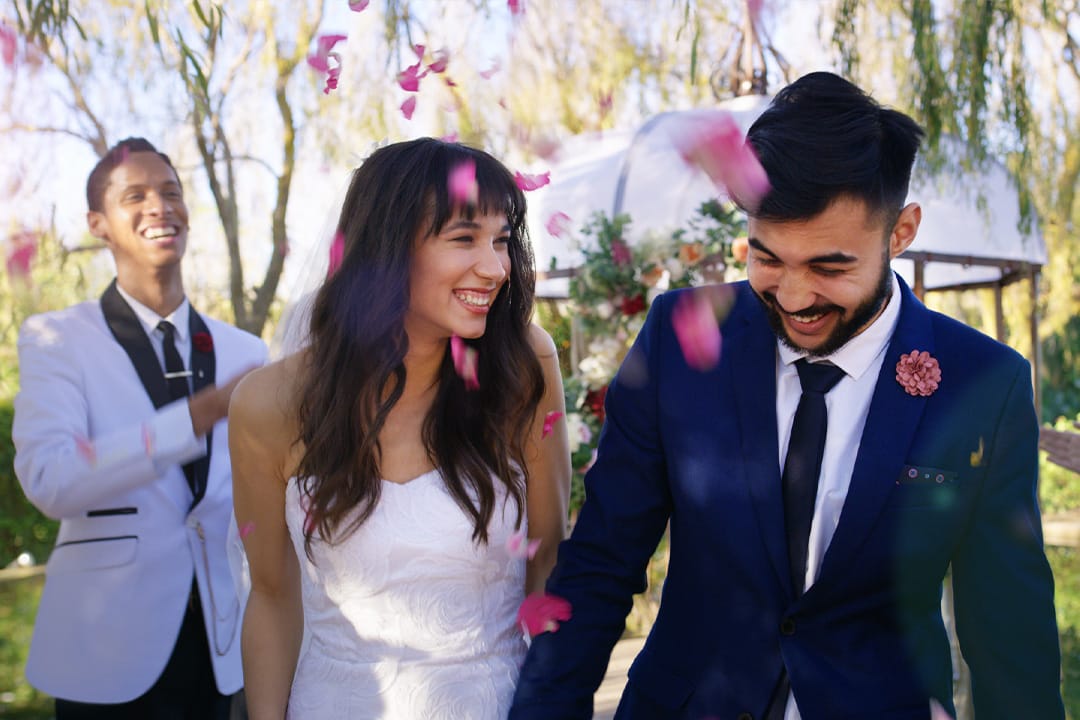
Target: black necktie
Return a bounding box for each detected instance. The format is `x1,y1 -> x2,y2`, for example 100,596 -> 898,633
782,358 -> 845,595
157,321 -> 190,401
158,320 -> 200,499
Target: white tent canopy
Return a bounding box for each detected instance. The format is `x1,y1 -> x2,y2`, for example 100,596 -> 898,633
526,94 -> 1046,299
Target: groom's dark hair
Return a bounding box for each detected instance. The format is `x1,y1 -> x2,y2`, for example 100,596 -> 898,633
744,71 -> 924,227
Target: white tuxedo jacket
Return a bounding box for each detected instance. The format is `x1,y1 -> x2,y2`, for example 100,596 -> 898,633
13,288 -> 267,703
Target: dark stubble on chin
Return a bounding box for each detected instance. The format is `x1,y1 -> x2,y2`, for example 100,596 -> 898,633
755,255 -> 893,358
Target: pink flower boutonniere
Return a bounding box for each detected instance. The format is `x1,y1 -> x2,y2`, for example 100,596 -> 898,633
896,349 -> 941,397
193,332 -> 214,353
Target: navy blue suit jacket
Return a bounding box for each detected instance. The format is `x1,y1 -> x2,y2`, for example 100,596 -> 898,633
510,278 -> 1063,720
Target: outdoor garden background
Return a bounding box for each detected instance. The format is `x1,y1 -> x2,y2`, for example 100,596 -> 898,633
1,1 -> 1079,718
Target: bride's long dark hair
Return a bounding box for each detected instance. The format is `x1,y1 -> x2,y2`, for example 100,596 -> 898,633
295,138 -> 544,556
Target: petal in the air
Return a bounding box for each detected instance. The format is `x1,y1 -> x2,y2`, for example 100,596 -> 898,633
450,335 -> 480,391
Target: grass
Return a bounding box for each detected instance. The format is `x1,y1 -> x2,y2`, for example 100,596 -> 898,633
0,548 -> 1077,719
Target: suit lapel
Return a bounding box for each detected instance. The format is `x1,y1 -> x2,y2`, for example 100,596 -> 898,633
729,287 -> 792,598
187,311 -> 215,508
812,278 -> 934,591
100,280 -> 172,410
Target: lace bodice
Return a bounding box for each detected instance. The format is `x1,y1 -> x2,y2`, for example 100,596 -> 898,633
284,469 -> 527,719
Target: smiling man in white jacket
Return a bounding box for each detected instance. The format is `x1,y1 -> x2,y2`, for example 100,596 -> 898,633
13,137 -> 267,719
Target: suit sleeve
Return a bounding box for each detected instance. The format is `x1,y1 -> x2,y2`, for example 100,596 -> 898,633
951,359 -> 1065,720
510,295 -> 674,719
13,313 -> 205,519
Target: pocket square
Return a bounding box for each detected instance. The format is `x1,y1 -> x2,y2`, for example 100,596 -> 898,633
897,464 -> 958,485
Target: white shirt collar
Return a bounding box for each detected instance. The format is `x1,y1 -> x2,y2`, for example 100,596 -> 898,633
777,272 -> 902,380
115,284 -> 191,342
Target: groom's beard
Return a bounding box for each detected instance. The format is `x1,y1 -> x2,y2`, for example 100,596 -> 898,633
755,258 -> 893,358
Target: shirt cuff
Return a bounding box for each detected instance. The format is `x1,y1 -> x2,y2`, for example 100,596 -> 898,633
150,398 -> 207,468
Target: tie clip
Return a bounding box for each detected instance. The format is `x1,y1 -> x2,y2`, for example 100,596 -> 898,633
164,370 -> 193,379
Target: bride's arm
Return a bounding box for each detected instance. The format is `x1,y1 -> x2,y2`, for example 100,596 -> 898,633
523,324 -> 572,594
230,360 -> 304,720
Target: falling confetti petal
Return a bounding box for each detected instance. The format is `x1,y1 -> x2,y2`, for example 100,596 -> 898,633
444,76 -> 458,88
307,34 -> 347,94
508,0 -> 525,16
5,230 -> 37,283
544,211 -> 571,238
74,435 -> 96,465
479,60 -> 501,79
400,95 -> 417,120
929,699 -> 954,720
747,0 -> 764,24
0,23 -> 16,67
397,61 -> 426,92
506,527 -> 541,559
348,0 -> 370,10
517,592 -> 571,637
610,238 -> 632,266
440,132 -> 459,143
672,290 -> 722,372
541,411 -> 563,438
513,171 -> 550,191
450,335 -> 480,391
412,43 -> 426,59
141,424 -> 154,457
427,48 -> 449,74
673,113 -> 770,212
448,160 -> 478,205
327,231 -> 344,277
239,521 -> 256,540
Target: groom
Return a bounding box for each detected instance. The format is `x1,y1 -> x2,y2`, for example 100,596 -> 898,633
510,73 -> 1064,719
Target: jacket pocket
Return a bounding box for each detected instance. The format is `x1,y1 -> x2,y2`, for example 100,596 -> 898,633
890,465 -> 963,509
48,535 -> 138,573
87,507 -> 138,517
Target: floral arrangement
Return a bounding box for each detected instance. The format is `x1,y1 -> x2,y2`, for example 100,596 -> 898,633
558,201 -> 747,496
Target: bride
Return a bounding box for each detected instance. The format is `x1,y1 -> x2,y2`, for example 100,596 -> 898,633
229,138 -> 571,719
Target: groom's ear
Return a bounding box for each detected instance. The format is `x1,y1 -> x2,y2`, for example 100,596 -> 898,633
887,202 -> 921,259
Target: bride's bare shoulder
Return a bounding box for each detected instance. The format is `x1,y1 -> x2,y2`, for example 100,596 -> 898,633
229,351 -> 307,444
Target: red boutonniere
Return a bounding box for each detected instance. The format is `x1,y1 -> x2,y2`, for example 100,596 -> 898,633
193,332 -> 214,353
896,350 -> 940,397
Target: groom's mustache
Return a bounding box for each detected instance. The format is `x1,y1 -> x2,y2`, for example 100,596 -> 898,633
760,291 -> 842,319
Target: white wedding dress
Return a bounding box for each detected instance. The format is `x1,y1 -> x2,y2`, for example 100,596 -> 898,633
283,469 -> 528,719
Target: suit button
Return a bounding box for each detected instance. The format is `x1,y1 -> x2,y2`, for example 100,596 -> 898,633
737,713 -> 754,720
780,618 -> 796,636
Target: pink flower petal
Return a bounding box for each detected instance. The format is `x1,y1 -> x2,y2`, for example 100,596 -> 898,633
74,435 -> 96,465
0,23 -> 17,67
672,290 -> 722,372
427,48 -> 449,74
5,230 -> 37,282
930,699 -> 954,720
400,95 -> 417,120
307,33 -> 347,73
440,132 -> 459,143
450,335 -> 480,391
448,160 -> 478,205
323,62 -> 341,94
397,61 -> 426,92
506,527 -> 542,559
239,521 -> 256,540
542,411 -> 563,439
444,76 -> 458,87
348,0 -> 370,11
544,211 -> 571,238
508,0 -> 525,16
746,0 -> 764,24
517,592 -> 572,636
141,423 -> 154,457
327,231 -> 344,277
513,171 -> 550,192
479,60 -> 501,79
673,113 -> 770,212
412,43 -> 426,59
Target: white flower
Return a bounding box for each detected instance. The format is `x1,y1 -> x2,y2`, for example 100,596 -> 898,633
595,300 -> 614,320
626,314 -> 645,337
665,258 -> 684,279
564,412 -> 592,453
579,355 -> 617,388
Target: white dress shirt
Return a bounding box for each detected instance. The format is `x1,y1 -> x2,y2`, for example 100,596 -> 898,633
778,273 -> 903,720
